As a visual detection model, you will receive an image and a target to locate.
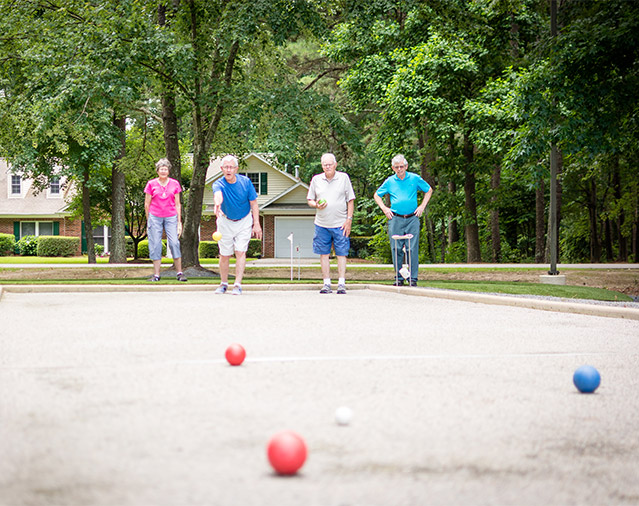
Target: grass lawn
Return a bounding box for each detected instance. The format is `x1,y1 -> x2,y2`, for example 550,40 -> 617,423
0,256 -> 221,265
420,280 -> 632,302
0,276 -> 631,302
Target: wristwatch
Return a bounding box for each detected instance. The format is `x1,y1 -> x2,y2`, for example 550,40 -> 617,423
347,216 -> 353,220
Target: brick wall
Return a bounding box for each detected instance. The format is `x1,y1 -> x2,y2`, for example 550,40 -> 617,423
0,220 -> 13,235
263,215 -> 274,257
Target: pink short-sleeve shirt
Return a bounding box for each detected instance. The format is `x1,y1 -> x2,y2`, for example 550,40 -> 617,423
144,178 -> 182,217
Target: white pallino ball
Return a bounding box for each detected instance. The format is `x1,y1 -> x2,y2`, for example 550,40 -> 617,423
335,406 -> 353,426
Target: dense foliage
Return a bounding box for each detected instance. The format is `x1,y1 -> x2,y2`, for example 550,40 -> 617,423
0,0 -> 636,263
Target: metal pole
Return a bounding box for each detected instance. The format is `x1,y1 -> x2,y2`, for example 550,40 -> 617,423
548,0 -> 559,276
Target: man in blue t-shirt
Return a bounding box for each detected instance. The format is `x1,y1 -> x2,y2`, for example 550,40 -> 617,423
374,154 -> 433,286
212,154 -> 262,295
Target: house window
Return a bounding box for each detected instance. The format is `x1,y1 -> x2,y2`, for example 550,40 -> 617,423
20,221 -> 54,238
239,172 -> 267,195
93,226 -> 111,253
49,176 -> 60,195
11,175 -> 21,194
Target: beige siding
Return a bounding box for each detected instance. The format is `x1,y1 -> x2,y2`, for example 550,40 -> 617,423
277,185 -> 309,205
203,154 -> 301,209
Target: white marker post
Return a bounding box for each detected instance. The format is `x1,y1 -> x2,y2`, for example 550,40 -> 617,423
287,233 -> 294,281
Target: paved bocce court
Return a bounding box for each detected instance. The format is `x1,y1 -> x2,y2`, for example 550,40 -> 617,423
1,287 -> 638,505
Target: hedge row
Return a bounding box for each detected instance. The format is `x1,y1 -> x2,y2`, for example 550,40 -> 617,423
37,236 -> 80,257
199,238 -> 262,258
0,233 -> 15,255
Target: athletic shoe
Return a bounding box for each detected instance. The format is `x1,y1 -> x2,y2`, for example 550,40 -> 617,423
392,279 -> 404,286
232,285 -> 242,295
319,284 -> 332,294
149,275 -> 161,282
336,284 -> 346,294
215,284 -> 228,294
176,272 -> 188,282
409,280 -> 418,287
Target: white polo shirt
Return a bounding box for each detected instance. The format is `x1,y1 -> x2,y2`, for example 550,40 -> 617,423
307,171 -> 356,228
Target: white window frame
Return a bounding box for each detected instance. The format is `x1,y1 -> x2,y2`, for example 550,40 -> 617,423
10,174 -> 22,197
47,175 -> 61,197
240,172 -> 262,194
20,221 -> 54,238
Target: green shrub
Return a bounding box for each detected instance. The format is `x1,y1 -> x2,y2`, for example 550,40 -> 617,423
126,238 -> 134,257
349,236 -> 373,259
247,238 -> 262,258
16,235 -> 38,256
138,239 -> 166,258
37,236 -> 80,257
199,241 -> 219,258
0,233 -> 15,255
94,244 -> 105,256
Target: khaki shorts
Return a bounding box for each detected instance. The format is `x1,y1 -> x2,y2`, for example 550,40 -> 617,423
217,214 -> 253,256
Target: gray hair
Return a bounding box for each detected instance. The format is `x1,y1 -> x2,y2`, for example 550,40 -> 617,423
321,153 -> 336,164
221,154 -> 239,167
391,154 -> 407,166
155,158 -> 172,171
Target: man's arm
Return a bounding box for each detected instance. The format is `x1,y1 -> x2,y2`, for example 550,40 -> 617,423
213,190 -> 224,219
341,199 -> 355,237
250,199 -> 262,239
415,188 -> 433,217
374,192 -> 394,220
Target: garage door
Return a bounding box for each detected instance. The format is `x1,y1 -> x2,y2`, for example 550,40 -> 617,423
274,217 -> 317,258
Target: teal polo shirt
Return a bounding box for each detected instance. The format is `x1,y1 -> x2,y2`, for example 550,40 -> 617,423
375,172 -> 431,215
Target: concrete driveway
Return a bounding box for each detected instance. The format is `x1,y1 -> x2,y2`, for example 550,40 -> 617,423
1,288 -> 638,505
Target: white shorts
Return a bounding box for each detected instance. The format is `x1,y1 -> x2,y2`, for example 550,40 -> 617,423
217,213 -> 253,256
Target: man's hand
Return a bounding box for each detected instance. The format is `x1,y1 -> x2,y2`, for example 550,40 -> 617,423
177,222 -> 183,237
341,219 -> 352,237
253,223 -> 263,240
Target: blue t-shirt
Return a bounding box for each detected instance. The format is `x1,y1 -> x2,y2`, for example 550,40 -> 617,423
212,175 -> 258,220
375,172 -> 431,215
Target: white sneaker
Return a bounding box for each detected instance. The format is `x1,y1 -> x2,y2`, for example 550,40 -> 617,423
232,285 -> 242,295
215,284 -> 228,294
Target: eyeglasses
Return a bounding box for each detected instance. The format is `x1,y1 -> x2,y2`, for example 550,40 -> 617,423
221,165 -> 236,170
392,164 -> 407,169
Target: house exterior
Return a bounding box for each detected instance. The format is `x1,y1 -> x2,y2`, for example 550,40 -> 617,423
0,158 -> 84,252
1,153 -> 317,258
203,153 -> 318,258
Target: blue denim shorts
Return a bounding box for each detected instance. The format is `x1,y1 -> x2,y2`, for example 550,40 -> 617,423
312,225 -> 350,256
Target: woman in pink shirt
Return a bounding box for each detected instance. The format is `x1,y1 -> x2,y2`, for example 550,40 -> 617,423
144,158 -> 187,282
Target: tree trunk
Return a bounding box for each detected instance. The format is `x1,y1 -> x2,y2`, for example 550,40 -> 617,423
463,135 -> 481,263
447,180 -> 459,246
535,179 -> 545,263
161,89 -> 182,185
604,219 -> 613,261
490,163 -> 501,262
180,27 -> 239,268
109,115 -> 127,263
82,166 -> 96,264
417,121 -> 436,187
181,142 -> 209,267
612,155 -> 627,261
545,149 -> 563,263
586,179 -> 602,262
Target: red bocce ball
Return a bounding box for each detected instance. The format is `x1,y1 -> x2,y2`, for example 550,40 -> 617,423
225,344 -> 246,366
267,431 -> 307,475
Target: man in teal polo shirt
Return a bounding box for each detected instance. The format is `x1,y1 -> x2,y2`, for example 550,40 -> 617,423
374,154 -> 433,286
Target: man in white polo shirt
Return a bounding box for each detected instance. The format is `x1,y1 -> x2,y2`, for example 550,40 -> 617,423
307,153 -> 356,294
